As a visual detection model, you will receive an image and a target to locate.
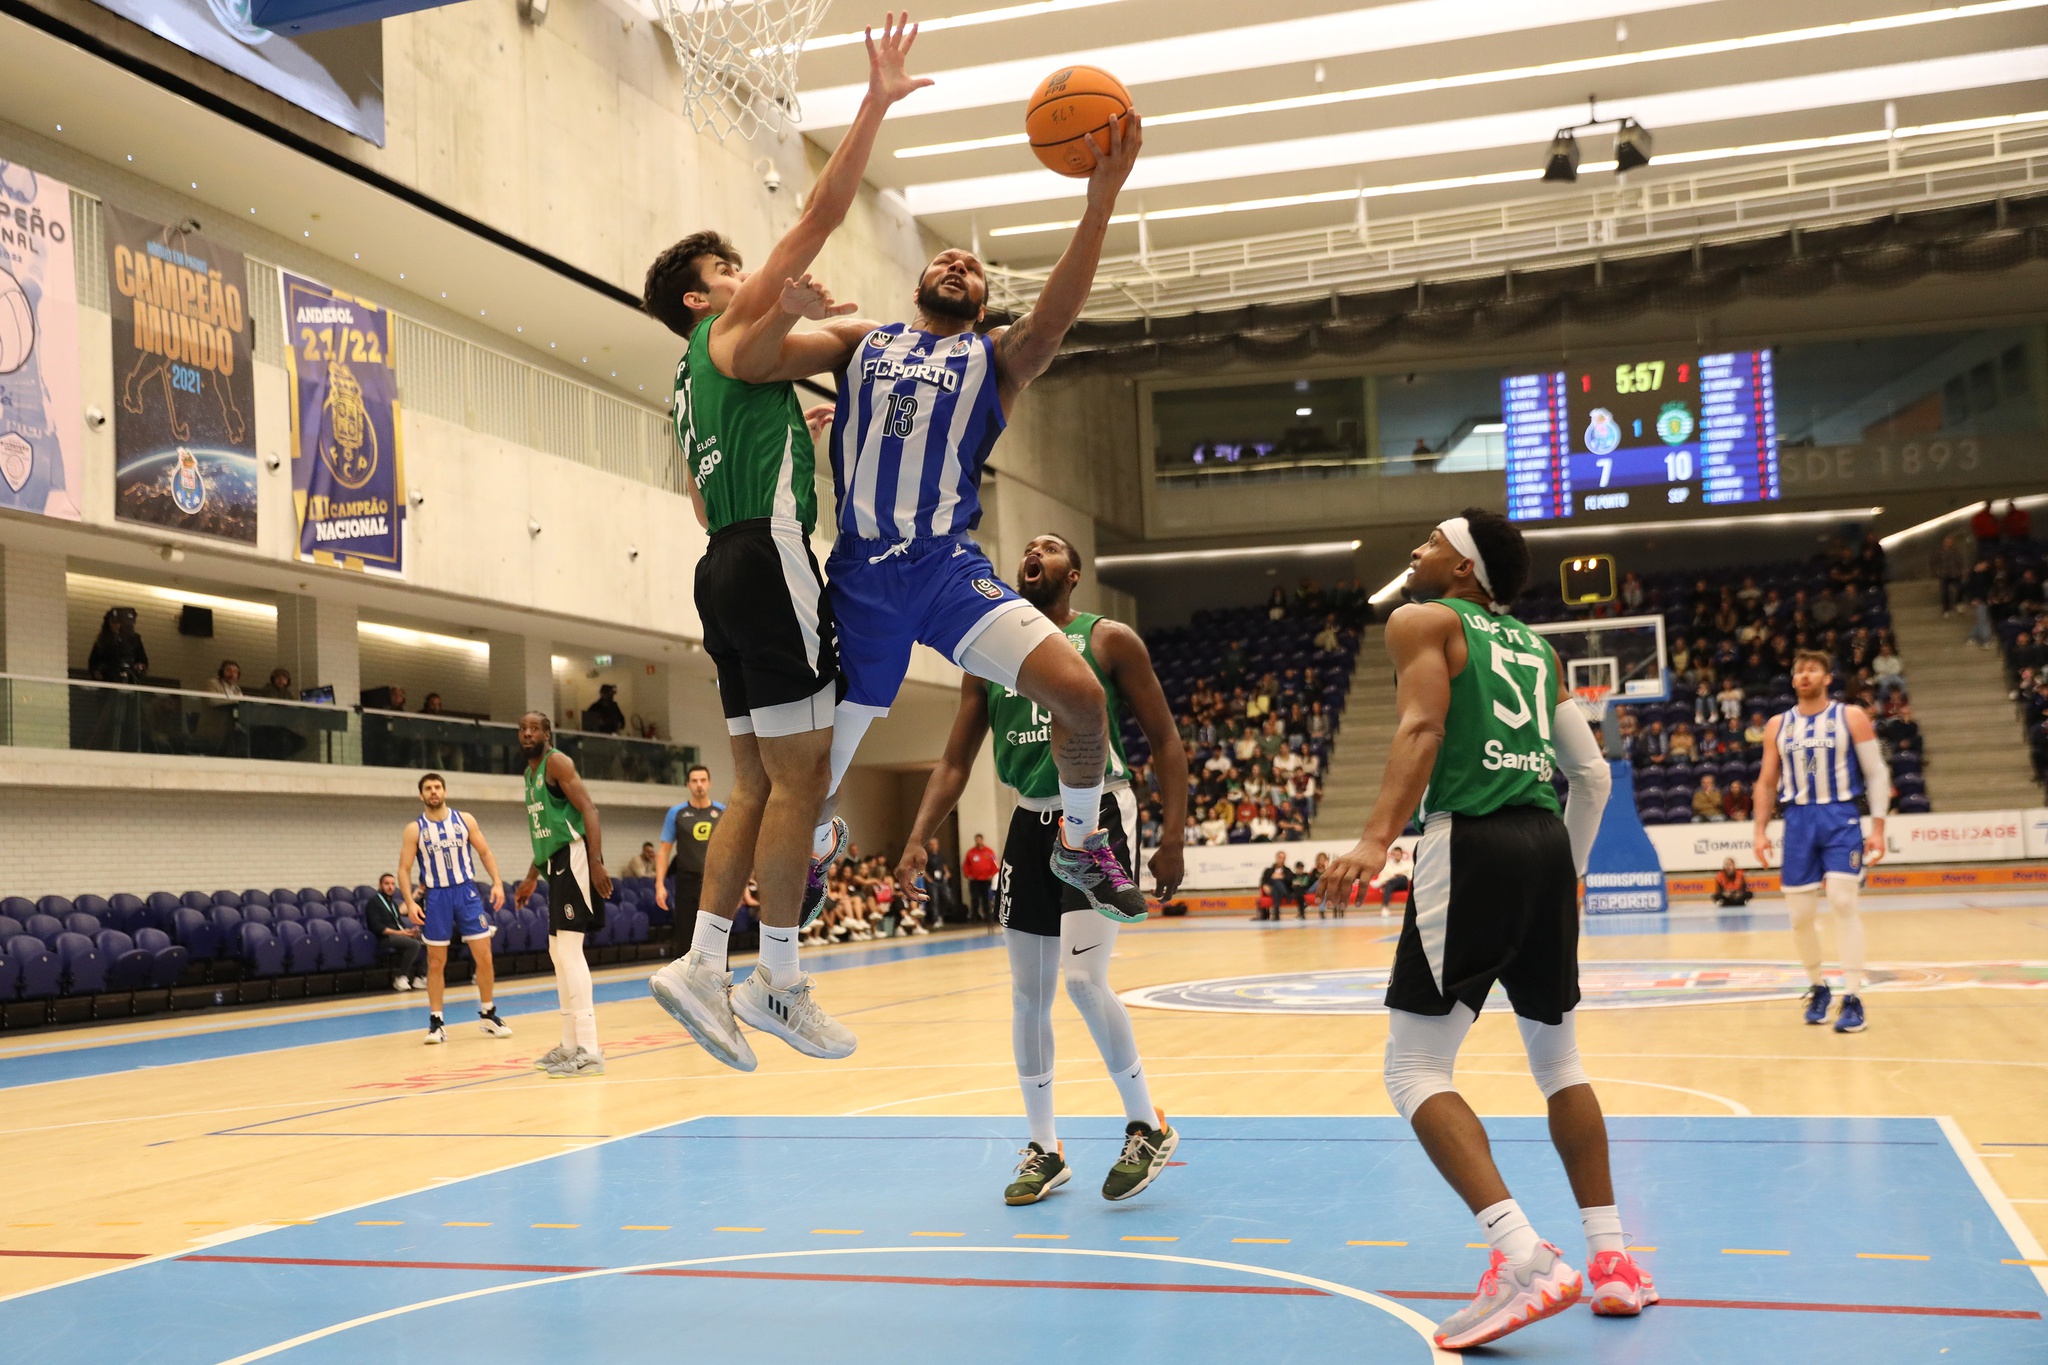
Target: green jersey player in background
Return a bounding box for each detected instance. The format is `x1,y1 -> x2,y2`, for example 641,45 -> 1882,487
639,15 -> 930,1072
895,534 -> 1189,1205
1318,508 -> 1655,1351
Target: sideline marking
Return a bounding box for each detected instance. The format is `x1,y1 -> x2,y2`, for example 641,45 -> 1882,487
1937,1115 -> 2048,1299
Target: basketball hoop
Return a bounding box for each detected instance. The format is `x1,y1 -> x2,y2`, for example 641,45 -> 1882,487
657,0 -> 833,142
1572,683 -> 1614,723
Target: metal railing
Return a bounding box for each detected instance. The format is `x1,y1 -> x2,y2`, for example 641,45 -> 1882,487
0,676 -> 695,785
989,117 -> 2048,320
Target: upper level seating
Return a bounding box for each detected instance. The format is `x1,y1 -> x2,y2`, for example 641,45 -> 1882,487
1513,545 -> 1927,823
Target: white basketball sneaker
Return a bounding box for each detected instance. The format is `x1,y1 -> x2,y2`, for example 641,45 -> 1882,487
1433,1243 -> 1583,1350
731,964 -> 857,1060
650,956 -> 758,1073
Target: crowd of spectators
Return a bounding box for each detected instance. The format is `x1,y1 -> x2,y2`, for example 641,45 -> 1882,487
1126,581 -> 1368,848
800,846 -> 933,945
1961,518 -> 2048,788
1569,539 -> 1931,822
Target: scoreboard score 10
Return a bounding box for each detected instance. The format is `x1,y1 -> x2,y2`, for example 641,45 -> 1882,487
1502,351 -> 1780,523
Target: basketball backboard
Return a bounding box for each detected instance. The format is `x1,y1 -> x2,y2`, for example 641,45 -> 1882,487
1530,614 -> 1670,720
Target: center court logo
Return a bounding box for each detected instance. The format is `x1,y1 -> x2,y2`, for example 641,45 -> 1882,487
1119,961 -> 2048,1014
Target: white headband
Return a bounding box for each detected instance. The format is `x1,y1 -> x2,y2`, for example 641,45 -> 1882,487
1437,516 -> 1505,612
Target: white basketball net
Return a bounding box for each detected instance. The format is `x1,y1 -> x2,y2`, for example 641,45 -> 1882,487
657,0 -> 834,142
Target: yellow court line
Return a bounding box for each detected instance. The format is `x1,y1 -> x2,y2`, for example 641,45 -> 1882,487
1122,1235 -> 1178,1242
1465,1243 -> 1488,1249
2005,1258 -> 2048,1266
1857,1253 -> 1930,1261
357,1221 -> 403,1227
622,1225 -> 672,1231
1348,1240 -> 1408,1247
717,1227 -> 765,1233
1233,1238 -> 1291,1244
444,1222 -> 492,1228
531,1223 -> 580,1229
912,1231 -> 965,1238
811,1229 -> 863,1235
1632,1247 -> 1658,1252
1015,1233 -> 1068,1240
1723,1249 -> 1790,1256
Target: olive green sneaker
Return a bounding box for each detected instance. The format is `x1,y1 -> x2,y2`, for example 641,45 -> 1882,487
1004,1142 -> 1070,1206
1102,1109 -> 1178,1202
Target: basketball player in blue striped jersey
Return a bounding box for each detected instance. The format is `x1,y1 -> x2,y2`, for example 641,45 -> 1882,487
732,113 -> 1149,924
398,773 -> 513,1045
1753,650 -> 1891,1033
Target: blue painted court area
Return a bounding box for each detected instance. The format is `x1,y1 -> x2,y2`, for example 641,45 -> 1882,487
0,934 -> 1001,1092
7,1116 -> 2043,1364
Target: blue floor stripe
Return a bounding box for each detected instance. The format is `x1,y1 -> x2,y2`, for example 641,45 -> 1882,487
0,933 -> 1001,1092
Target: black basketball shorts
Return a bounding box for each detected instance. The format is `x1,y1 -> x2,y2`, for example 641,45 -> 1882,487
996,789 -> 1140,937
695,518 -> 840,737
544,840 -> 608,938
1383,803 -> 1581,1025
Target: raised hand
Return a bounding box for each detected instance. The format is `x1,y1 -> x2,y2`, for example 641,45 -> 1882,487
1085,108 -> 1142,208
866,12 -> 934,106
802,403 -> 835,439
779,273 -> 858,320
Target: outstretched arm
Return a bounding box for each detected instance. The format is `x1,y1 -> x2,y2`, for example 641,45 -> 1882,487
730,274 -> 872,383
896,678 -> 993,903
991,111 -> 1142,413
1753,715 -> 1783,865
710,14 -> 929,345
1097,620 -> 1186,900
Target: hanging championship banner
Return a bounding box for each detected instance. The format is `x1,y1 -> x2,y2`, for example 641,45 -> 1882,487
281,271 -> 403,574
104,205 -> 258,544
0,160 -> 83,520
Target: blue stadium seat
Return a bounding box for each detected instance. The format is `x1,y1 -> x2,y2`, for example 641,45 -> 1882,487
180,891 -> 213,912
170,907 -> 217,961
1898,793 -> 1932,813
1891,752 -> 1922,776
1664,804 -> 1697,825
210,905 -> 244,946
0,950 -> 19,1002
0,915 -> 22,944
352,884 -> 377,905
489,908 -> 516,949
64,912 -> 103,939
99,930 -> 155,991
275,921 -> 311,973
24,914 -> 63,948
272,904 -> 304,925
75,894 -> 111,921
238,922 -> 286,978
327,898 -> 356,919
516,906 -> 545,952
270,887 -> 300,906
335,918 -> 375,969
240,889 -> 271,908
300,901 -> 333,922
55,932 -> 105,995
35,895 -> 74,921
326,886 -> 354,905
133,928 -> 187,988
146,891 -> 183,926
296,887 -> 324,906
624,907 -> 649,944
8,935 -> 57,1000
210,890 -> 242,909
241,905 -> 274,928
591,911 -> 616,947
0,896 -> 33,920
305,919 -> 340,971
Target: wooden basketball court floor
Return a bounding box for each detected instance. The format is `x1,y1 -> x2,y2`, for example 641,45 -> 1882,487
4,895 -> 2046,1362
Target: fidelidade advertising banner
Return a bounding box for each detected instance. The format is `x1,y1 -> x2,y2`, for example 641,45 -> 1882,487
0,159 -> 82,520
281,271 -> 404,575
104,204 -> 258,545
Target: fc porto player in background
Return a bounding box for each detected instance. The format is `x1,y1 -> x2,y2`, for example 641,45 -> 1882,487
397,773 -> 512,1046
1753,649 -> 1892,1034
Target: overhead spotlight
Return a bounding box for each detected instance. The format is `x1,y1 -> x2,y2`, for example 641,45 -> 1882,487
1614,117 -> 1653,172
1542,130 -> 1581,183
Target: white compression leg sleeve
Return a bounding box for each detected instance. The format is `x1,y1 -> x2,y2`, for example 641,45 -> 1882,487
1786,886 -> 1825,986
1006,929 -> 1061,1146
1826,873 -> 1865,992
814,703 -> 878,856
550,931 -> 598,1055
1060,911 -> 1153,1125
1550,699 -> 1613,874
1384,1004 -> 1478,1123
1517,1010 -> 1591,1099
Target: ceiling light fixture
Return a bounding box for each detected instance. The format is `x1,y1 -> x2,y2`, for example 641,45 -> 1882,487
1096,538 -> 1361,568
1543,129 -> 1583,182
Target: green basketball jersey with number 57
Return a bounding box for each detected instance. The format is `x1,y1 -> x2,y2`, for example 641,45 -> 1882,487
1417,598 -> 1563,821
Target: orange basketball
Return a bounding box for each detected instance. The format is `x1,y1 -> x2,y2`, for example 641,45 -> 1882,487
1025,65 -> 1133,177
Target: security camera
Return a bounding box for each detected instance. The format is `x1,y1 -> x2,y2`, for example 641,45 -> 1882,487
409,487 -> 426,507
756,158 -> 781,194
528,518 -> 543,536
264,453 -> 281,471
627,545 -> 640,561
84,405 -> 106,431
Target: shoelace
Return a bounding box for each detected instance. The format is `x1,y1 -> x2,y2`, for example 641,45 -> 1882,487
1087,844 -> 1136,890
1476,1249 -> 1506,1298
1117,1128 -> 1153,1166
1015,1146 -> 1054,1175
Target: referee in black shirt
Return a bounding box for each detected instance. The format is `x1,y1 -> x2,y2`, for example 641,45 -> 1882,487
656,763 -> 723,956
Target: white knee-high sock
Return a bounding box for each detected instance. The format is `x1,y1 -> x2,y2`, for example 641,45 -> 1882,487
814,704 -> 876,855
1786,886 -> 1825,985
1007,928 -> 1062,1145
1019,1069 -> 1058,1148
1826,874 -> 1865,992
551,931 -> 598,1056
1059,912 -> 1155,1124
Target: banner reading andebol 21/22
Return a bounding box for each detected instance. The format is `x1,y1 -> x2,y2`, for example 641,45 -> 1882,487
104,205 -> 257,544
282,272 -> 404,575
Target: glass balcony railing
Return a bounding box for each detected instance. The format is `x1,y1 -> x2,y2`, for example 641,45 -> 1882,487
0,676 -> 695,786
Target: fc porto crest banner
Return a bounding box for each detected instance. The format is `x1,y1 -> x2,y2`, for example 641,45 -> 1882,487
104,204 -> 259,544
0,160 -> 83,520
281,271 -> 403,574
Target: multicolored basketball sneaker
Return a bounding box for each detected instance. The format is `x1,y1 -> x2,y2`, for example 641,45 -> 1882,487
1587,1249 -> 1658,1316
801,816 -> 851,928
1050,828 -> 1149,923
1432,1243 -> 1583,1351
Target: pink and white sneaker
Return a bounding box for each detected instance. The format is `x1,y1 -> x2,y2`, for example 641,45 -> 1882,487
1432,1242 -> 1583,1350
1587,1249 -> 1658,1316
